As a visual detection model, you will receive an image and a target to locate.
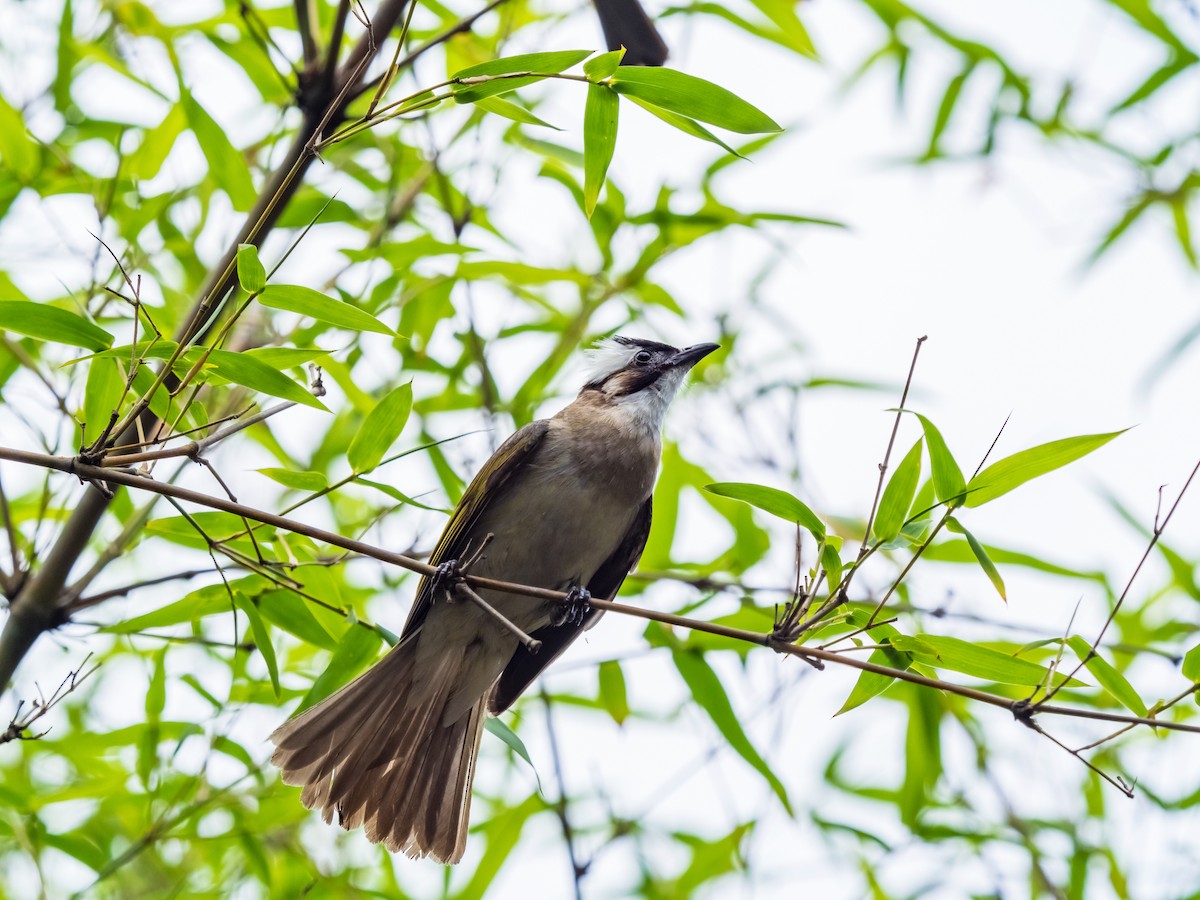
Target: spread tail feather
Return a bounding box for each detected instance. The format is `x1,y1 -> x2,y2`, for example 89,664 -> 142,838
269,640 -> 485,864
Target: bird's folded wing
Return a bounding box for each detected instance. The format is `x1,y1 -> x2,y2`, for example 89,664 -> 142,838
488,496 -> 652,714
400,420 -> 550,638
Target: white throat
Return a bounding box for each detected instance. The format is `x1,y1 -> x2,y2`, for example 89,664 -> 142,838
610,365 -> 688,434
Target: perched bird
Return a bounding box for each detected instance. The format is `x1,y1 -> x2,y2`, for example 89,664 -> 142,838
593,0 -> 669,67
270,336 -> 718,863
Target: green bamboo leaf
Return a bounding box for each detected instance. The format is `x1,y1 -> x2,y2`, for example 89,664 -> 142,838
915,414 -> 965,505
836,643 -> 913,715
473,96 -> 561,129
484,718 -> 538,779
182,91 -> 255,211
945,517 -> 1006,601
0,93 -> 39,180
82,356 -> 123,443
672,648 -> 792,813
891,634 -> 1079,687
258,284 -> 394,335
236,243 -> 266,293
927,67 -> 971,156
1066,635 -> 1147,716
257,468 -> 328,491
820,538 -> 843,596
206,349 -> 328,410
0,301 -> 113,351
965,430 -> 1126,507
610,67 -> 782,134
583,48 -> 625,80
257,590 -> 338,651
298,625 -> 382,711
129,103 -> 185,180
145,646 -> 166,721
234,592 -> 280,699
746,0 -> 818,57
873,439 -> 922,541
583,83 -> 619,217
348,382 -> 414,473
598,659 -> 630,725
705,482 -> 825,539
1183,643 -> 1200,682
624,95 -> 740,157
451,50 -> 592,103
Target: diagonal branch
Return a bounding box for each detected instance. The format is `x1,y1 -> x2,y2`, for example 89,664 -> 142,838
1,444 -> 1198,742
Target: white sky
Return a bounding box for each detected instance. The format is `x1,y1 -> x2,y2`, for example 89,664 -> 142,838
2,0 -> 1200,897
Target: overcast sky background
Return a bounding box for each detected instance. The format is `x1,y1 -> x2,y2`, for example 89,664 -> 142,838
2,0 -> 1200,896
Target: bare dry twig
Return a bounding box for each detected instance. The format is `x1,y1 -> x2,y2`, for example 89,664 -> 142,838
2,653 -> 99,744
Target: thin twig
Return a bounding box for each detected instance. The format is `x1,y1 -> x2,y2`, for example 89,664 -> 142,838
2,654 -> 99,744
542,689 -> 587,898
101,401 -> 297,467
1,445 -> 1198,740
455,582 -> 541,651
861,336 -> 927,547
1038,455 -> 1200,707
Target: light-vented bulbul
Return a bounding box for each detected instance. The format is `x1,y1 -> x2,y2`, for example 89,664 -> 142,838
270,336 -> 718,862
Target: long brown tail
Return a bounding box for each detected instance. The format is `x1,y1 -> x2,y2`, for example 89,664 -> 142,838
269,639 -> 485,864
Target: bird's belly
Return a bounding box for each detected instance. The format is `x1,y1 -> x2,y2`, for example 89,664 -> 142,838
471,474 -> 638,623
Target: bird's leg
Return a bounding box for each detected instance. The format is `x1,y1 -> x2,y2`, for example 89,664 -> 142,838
551,585 -> 592,627
431,559 -> 461,602
431,533 -> 494,603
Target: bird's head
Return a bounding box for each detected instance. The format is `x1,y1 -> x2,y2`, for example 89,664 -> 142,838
580,336 -> 719,430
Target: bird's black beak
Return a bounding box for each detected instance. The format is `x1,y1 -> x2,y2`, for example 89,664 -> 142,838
667,343 -> 720,369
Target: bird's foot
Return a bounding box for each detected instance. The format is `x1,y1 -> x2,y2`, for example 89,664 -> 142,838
551,585 -> 592,627
431,558 -> 461,602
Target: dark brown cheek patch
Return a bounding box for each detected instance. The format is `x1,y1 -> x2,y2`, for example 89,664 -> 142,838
612,369 -> 660,397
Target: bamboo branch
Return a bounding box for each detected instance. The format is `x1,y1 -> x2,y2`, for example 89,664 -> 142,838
1,444 -> 1197,739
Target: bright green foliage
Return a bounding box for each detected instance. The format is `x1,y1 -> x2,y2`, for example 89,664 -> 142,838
0,1 -> 1196,898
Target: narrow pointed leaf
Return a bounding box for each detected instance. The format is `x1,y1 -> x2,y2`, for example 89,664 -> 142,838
82,356 -> 124,442
610,67 -> 782,134
1183,643 -> 1200,682
206,349 -> 327,410
945,517 -> 1006,601
348,382 -> 413,473
915,414 -> 965,505
473,96 -> 560,129
598,659 -> 630,725
182,91 -> 255,211
965,430 -> 1126,507
451,50 -> 592,103
873,439 -> 922,540
0,301 -> 113,350
299,625 -> 382,711
583,48 -> 625,80
236,243 -> 266,293
583,83 -> 619,217
673,649 -> 792,813
1066,635 -> 1147,716
625,95 -> 739,156
836,643 -> 913,715
257,468 -> 328,491
259,284 -> 393,335
705,482 -> 825,539
234,592 -> 280,699
891,634 -> 1081,687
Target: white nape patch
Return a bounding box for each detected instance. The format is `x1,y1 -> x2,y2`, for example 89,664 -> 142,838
582,337 -> 639,385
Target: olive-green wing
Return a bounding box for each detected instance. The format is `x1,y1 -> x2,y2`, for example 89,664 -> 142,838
400,420 -> 550,638
487,496 -> 652,714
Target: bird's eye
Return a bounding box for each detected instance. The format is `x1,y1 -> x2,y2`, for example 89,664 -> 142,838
634,350 -> 653,365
